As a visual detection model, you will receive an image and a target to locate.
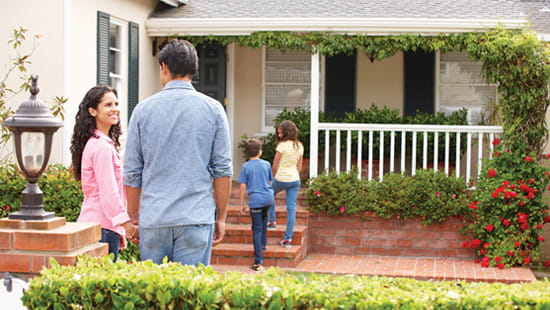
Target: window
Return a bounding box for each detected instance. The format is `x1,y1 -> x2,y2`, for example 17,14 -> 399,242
97,11 -> 139,122
262,48 -> 311,131
438,52 -> 497,124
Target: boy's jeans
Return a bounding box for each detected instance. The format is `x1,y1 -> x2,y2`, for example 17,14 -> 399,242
139,224 -> 214,266
250,206 -> 269,265
269,179 -> 300,241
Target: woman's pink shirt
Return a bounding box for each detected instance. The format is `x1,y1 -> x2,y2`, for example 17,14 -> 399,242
77,129 -> 129,247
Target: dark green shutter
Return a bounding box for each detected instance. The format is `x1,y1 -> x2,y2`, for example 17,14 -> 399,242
97,11 -> 110,85
128,21 -> 139,118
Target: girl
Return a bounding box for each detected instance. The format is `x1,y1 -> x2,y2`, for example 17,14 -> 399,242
268,120 -> 304,247
70,85 -> 137,261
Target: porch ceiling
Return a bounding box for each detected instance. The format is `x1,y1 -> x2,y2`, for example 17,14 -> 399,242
146,0 -> 529,37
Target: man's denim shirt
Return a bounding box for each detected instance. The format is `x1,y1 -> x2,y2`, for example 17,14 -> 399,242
123,81 -> 233,228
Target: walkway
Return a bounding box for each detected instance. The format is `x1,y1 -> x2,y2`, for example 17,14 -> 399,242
213,254 -> 536,283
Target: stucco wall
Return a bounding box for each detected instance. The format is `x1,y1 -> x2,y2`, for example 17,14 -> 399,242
356,52 -> 404,114
231,46 -> 263,174
0,0 -> 65,163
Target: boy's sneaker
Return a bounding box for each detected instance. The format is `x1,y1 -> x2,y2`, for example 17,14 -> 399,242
267,222 -> 277,230
280,239 -> 291,248
250,264 -> 264,271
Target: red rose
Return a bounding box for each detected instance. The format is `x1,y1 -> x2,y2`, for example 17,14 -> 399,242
485,224 -> 494,232
462,241 -> 471,248
481,256 -> 490,267
488,169 -> 497,178
468,201 -> 478,210
502,180 -> 510,186
483,242 -> 491,249
504,191 -> 517,199
527,191 -> 535,200
528,178 -> 535,184
497,263 -> 505,269
495,151 -> 501,157
492,139 -> 500,145
514,242 -> 521,248
544,260 -> 550,268
502,219 -> 511,226
544,216 -> 550,223
471,239 -> 481,248
495,256 -> 502,263
538,236 -> 545,242
525,156 -> 533,162
536,224 -> 543,229
520,223 -> 529,231
507,251 -> 515,256
480,249 -> 487,255
519,201 -> 526,207
523,257 -> 531,266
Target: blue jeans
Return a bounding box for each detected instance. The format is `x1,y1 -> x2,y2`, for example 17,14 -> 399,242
139,224 -> 214,266
250,206 -> 269,265
269,179 -> 300,241
100,228 -> 120,262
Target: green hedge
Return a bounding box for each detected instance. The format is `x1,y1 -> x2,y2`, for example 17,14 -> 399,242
305,169 -> 472,225
22,255 -> 550,309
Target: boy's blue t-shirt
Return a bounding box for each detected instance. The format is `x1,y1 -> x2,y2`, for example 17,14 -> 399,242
238,159 -> 275,208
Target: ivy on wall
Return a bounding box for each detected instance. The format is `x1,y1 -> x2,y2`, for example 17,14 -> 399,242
177,28 -> 550,155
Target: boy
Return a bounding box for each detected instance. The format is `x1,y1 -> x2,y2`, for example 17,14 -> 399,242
238,139 -> 275,271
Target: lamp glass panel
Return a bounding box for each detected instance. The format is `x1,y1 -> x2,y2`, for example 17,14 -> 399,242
20,132 -> 45,176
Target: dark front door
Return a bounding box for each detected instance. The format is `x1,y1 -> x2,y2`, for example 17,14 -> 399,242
192,44 -> 227,108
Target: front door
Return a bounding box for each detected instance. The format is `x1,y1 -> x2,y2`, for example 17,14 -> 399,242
192,44 -> 227,109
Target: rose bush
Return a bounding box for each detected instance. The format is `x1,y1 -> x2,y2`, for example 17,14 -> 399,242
463,140 -> 550,269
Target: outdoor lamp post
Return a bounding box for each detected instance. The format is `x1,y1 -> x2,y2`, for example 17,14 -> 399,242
2,75 -> 63,220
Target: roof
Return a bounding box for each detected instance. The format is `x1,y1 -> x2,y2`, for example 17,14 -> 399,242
517,0 -> 550,36
146,0 -> 545,36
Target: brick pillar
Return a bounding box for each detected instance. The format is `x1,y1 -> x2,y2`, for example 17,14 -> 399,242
0,217 -> 108,279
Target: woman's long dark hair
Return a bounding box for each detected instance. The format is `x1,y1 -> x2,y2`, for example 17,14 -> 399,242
276,120 -> 301,150
70,85 -> 121,180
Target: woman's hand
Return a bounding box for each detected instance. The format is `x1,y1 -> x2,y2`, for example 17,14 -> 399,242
122,221 -> 139,244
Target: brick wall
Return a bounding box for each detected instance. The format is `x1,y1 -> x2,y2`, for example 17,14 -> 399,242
309,212 -> 476,259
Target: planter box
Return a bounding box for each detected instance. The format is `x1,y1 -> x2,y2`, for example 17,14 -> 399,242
308,212 -> 476,259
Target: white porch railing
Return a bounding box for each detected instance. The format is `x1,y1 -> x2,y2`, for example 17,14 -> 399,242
309,123 -> 503,184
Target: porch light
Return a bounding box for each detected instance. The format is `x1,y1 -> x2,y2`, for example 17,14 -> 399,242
2,75 -> 63,220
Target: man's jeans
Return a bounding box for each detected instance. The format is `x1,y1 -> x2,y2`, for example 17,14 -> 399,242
250,206 -> 269,265
269,179 -> 300,241
140,224 -> 214,266
100,228 -> 120,262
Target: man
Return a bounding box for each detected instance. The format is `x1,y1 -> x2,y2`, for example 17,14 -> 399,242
123,39 -> 232,266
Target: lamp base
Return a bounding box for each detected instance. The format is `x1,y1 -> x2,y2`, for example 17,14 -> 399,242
8,210 -> 55,221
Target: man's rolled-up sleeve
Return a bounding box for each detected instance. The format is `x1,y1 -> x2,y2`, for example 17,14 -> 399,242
123,109 -> 144,188
209,108 -> 233,178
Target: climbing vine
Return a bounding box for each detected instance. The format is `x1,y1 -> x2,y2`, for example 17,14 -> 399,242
177,28 -> 550,154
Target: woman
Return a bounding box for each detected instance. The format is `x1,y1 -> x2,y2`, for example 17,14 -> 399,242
268,120 -> 304,248
70,85 -> 137,261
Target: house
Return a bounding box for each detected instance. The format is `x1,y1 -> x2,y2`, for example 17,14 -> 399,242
0,0 -> 549,255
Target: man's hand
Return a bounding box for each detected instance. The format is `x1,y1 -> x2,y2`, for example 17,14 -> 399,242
213,219 -> 226,245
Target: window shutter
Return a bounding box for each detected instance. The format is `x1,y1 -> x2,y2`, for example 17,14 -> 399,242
97,11 -> 110,85
128,21 -> 139,118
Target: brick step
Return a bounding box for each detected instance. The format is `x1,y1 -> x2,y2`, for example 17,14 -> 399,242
211,242 -> 308,268
223,223 -> 307,246
226,205 -> 310,226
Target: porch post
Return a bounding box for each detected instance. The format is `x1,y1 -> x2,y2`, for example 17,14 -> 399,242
309,51 -> 320,178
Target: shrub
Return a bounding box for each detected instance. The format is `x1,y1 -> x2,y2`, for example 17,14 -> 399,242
22,255 -> 550,309
305,169 -> 471,225
463,140 -> 550,268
